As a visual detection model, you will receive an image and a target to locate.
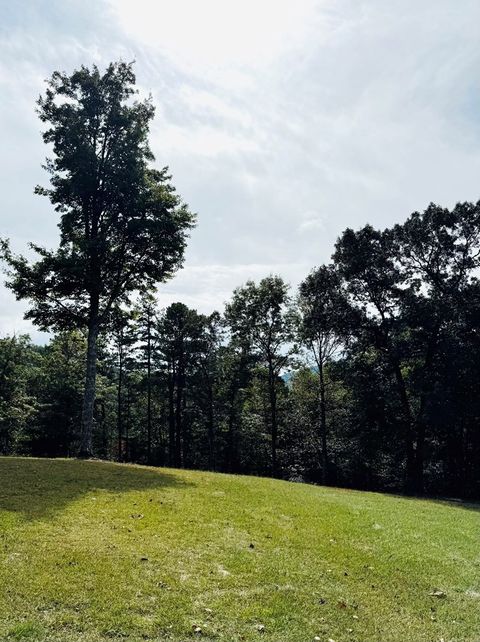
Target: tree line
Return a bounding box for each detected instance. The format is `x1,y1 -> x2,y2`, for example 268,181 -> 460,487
1,62 -> 479,498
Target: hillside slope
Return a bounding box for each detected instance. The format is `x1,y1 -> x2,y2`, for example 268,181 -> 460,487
0,458 -> 478,642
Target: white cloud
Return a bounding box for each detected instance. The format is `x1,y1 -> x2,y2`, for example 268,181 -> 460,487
109,0 -> 322,76
298,212 -> 325,234
155,262 -> 308,314
152,120 -> 259,158
2,0 -> 480,338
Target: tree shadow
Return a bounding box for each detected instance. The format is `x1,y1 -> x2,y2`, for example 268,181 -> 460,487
424,497 -> 480,513
391,492 -> 480,513
0,457 -> 191,521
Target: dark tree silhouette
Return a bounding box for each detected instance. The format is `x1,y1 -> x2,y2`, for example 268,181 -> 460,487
225,276 -> 295,475
2,62 -> 195,456
297,265 -> 346,483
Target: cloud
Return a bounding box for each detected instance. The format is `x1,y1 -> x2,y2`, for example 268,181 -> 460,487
155,261 -> 308,314
298,212 -> 326,234
2,0 -> 480,339
108,0 -> 322,75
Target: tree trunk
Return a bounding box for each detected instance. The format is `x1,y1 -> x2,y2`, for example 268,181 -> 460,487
318,359 -> 328,485
207,381 -> 215,470
79,306 -> 99,457
125,384 -> 130,462
412,393 -> 431,495
268,361 -> 278,476
167,366 -> 175,466
226,387 -> 239,473
411,333 -> 438,494
117,344 -> 123,461
391,360 -> 415,493
146,316 -> 152,463
413,419 -> 426,493
175,366 -> 183,467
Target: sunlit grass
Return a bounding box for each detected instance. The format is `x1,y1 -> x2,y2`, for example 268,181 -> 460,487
0,457 -> 478,641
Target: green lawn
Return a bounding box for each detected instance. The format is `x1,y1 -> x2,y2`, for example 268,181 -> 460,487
0,458 -> 478,642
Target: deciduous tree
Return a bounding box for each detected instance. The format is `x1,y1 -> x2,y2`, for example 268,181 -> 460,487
225,276 -> 295,474
2,62 -> 195,455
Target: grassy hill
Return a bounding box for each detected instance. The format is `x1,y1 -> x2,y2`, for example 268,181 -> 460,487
0,458 -> 478,642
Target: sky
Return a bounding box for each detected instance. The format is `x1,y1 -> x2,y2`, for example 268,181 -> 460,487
2,0 -> 480,342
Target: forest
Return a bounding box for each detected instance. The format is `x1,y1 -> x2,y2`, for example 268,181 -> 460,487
1,62 -> 479,500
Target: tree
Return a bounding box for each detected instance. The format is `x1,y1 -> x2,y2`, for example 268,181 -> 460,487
135,294 -> 159,463
0,335 -> 40,453
157,303 -> 206,467
109,307 -> 136,461
225,276 -> 295,475
215,340 -> 255,473
31,331 -> 86,456
297,265 -> 346,483
192,311 -> 223,470
333,202 -> 480,493
393,201 -> 480,491
2,62 -> 195,455
333,224 -> 418,490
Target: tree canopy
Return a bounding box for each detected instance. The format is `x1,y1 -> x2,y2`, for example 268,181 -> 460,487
2,62 -> 195,455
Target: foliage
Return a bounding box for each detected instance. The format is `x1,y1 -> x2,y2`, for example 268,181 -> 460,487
225,276 -> 295,473
1,61 -> 195,455
0,335 -> 40,453
2,199 -> 480,497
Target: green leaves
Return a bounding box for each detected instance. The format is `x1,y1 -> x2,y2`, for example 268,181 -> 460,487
225,276 -> 295,365
4,61 -> 195,333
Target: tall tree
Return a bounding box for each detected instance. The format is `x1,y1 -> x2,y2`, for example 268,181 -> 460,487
157,303 -> 206,466
135,294 -> 158,463
333,224 -> 417,490
297,265 -> 346,483
333,202 -> 480,493
32,331 -> 85,457
225,276 -> 294,475
2,62 -> 195,455
0,335 -> 40,454
110,307 -> 136,461
192,311 -> 223,470
393,201 -> 480,491
216,341 -> 255,473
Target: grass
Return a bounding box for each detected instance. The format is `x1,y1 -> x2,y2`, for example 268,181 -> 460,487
0,458 -> 478,642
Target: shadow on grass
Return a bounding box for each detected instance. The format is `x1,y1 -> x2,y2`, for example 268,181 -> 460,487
425,497 -> 480,513
390,492 -> 480,513
0,456 -> 191,521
